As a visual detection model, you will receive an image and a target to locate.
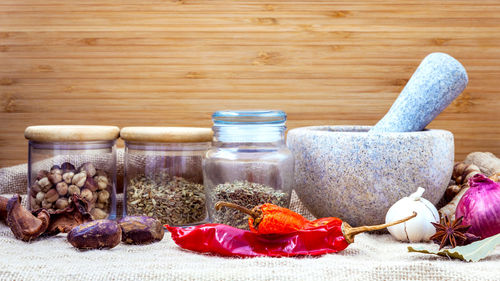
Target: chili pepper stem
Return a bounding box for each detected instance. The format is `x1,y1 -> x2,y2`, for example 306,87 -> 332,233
342,212 -> 417,244
215,202 -> 259,219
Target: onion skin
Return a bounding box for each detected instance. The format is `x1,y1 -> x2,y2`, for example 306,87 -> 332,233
456,174 -> 500,239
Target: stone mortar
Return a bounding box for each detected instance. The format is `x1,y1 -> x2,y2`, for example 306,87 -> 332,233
287,125 -> 454,226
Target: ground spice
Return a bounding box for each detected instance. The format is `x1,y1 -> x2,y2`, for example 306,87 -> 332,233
210,180 -> 288,229
127,173 -> 206,226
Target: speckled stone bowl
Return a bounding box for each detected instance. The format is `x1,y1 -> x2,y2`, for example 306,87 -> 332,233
287,125 -> 454,226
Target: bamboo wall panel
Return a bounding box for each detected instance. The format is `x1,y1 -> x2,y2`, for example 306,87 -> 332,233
0,0 -> 499,167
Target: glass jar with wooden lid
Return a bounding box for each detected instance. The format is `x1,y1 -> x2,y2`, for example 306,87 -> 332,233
120,127 -> 212,226
25,125 -> 120,220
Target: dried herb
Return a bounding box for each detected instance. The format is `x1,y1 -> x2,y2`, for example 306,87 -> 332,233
430,215 -> 471,249
210,180 -> 288,229
127,173 -> 206,226
408,233 -> 500,262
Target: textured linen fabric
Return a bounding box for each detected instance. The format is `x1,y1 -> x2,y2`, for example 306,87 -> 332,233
0,221 -> 499,281
1,162 -> 499,281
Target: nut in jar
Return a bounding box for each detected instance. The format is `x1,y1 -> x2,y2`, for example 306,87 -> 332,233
30,162 -> 112,220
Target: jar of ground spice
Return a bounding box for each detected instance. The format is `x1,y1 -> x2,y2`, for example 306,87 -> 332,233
203,110 -> 294,229
25,125 -> 119,220
120,127 -> 212,226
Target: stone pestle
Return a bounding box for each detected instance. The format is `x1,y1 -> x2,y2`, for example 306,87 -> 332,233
370,52 -> 468,132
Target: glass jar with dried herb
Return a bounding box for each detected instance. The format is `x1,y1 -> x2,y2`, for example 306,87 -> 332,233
25,125 -> 120,220
203,110 -> 294,229
121,127 -> 212,226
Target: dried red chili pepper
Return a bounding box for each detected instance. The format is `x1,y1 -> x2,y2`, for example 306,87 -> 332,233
167,210 -> 416,257
215,202 -> 309,234
215,201 -> 366,234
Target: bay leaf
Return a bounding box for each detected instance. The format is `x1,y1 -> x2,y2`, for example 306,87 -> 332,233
408,233 -> 500,262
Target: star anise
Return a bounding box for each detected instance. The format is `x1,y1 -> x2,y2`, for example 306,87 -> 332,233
430,215 -> 471,249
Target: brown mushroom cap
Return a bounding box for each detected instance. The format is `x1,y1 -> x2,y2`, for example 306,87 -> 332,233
6,195 -> 50,242
0,196 -> 8,222
40,194 -> 93,236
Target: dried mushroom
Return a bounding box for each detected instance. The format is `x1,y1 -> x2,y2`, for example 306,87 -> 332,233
119,216 -> 164,244
38,194 -> 93,236
6,195 -> 50,241
0,196 -> 7,222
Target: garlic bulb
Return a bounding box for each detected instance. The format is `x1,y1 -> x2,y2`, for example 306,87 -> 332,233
385,187 -> 439,242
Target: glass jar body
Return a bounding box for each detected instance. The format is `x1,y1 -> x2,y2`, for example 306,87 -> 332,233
203,141 -> 294,229
124,141 -> 210,226
28,140 -> 117,219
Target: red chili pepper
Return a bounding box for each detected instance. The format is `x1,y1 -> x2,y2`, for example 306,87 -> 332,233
215,202 -> 359,234
166,212 -> 416,257
215,202 -> 310,234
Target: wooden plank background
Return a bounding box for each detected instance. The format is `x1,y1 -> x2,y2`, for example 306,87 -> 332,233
0,0 -> 499,168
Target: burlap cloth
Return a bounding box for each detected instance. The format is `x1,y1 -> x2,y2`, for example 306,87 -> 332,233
1,152 -> 499,281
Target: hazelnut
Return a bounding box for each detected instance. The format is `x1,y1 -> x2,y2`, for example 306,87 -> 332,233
72,172 -> 87,187
50,165 -> 62,172
61,162 -> 76,173
55,198 -> 69,209
95,169 -> 107,177
62,171 -> 75,184
30,196 -> 38,209
81,188 -> 93,202
36,170 -> 49,180
45,188 -> 59,203
48,170 -> 63,184
35,191 -> 45,203
95,176 -> 109,190
31,183 -> 41,194
30,186 -> 39,197
56,182 -> 68,196
90,208 -> 108,220
41,200 -> 52,209
38,177 -> 52,192
84,177 -> 99,192
97,190 -> 110,203
68,185 -> 81,196
79,163 -> 96,177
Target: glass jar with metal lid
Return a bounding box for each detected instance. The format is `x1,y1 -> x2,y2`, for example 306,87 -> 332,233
203,110 -> 294,229
25,125 -> 120,220
120,127 -> 212,226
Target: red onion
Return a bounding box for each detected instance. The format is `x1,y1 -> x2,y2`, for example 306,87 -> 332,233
456,174 -> 500,239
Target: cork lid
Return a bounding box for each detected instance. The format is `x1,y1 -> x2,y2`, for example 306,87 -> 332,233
120,127 -> 213,143
25,125 -> 120,142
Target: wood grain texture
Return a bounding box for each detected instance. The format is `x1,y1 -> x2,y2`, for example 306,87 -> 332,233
0,0 -> 499,167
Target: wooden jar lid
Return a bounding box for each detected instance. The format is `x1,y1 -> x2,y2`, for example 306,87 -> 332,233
25,125 -> 120,142
120,127 -> 213,143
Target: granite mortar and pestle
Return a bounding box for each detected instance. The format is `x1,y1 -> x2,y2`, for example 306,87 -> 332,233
287,53 -> 468,226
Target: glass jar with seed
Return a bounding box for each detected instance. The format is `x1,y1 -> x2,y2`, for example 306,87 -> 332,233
121,127 -> 212,226
203,111 -> 294,229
